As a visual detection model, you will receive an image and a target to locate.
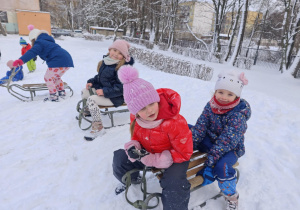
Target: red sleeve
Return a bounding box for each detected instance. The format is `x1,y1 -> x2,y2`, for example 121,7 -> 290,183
167,115 -> 193,163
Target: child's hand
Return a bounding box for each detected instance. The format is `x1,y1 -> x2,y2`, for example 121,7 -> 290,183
96,89 -> 104,96
127,146 -> 149,160
86,83 -> 92,89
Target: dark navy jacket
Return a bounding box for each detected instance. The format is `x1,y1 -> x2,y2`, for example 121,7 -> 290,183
19,33 -> 74,68
87,57 -> 134,107
191,99 -> 251,167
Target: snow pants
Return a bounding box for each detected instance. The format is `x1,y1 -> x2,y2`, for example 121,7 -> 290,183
195,135 -> 238,195
113,149 -> 191,210
26,59 -> 36,72
44,67 -> 69,94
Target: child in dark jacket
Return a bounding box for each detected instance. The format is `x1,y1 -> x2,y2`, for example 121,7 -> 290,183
12,25 -> 74,102
112,66 -> 193,210
0,60 -> 23,85
20,37 -> 36,73
81,40 -> 134,139
189,70 -> 251,210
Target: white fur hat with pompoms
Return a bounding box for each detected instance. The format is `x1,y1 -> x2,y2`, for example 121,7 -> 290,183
27,25 -> 49,41
28,25 -> 40,41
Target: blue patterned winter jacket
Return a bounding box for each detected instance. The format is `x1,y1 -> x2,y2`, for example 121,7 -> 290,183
191,99 -> 251,167
87,56 -> 134,107
19,33 -> 74,68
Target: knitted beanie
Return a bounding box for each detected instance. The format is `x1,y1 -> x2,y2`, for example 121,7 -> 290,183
28,25 -> 41,41
109,40 -> 131,62
20,37 -> 27,45
215,70 -> 249,97
118,65 -> 160,115
7,60 -> 14,69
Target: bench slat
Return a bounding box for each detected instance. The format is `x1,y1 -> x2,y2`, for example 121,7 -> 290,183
22,82 -> 68,88
98,103 -> 127,109
189,176 -> 204,189
188,156 -> 206,169
186,165 -> 205,178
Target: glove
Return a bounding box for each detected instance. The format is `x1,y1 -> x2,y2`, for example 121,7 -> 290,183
13,59 -> 24,67
127,146 -> 149,160
196,166 -> 215,187
33,57 -> 37,61
141,150 -> 173,169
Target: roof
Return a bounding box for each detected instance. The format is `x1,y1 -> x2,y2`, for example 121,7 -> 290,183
89,26 -> 123,32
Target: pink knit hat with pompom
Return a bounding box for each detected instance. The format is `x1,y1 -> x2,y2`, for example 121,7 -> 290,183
109,40 -> 131,62
118,65 -> 160,115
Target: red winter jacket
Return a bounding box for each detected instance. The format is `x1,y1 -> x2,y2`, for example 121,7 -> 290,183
21,44 -> 32,55
131,88 -> 193,163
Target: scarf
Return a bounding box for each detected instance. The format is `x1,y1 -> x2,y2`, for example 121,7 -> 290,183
136,116 -> 164,129
209,95 -> 240,114
103,56 -> 120,65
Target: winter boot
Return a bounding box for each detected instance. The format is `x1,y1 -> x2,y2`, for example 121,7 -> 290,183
58,90 -> 66,99
90,121 -> 106,137
115,175 -> 142,195
223,192 -> 239,210
82,106 -> 91,117
44,93 -> 59,102
115,183 -> 126,195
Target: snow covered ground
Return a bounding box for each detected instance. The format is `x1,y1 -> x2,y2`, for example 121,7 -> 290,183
0,35 -> 299,210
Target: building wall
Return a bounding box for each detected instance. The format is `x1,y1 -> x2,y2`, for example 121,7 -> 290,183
0,0 -> 40,11
0,0 -> 41,34
192,2 -> 214,35
17,11 -> 51,35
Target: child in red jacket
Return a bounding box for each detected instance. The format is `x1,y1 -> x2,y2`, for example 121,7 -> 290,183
112,65 -> 193,210
20,37 -> 36,73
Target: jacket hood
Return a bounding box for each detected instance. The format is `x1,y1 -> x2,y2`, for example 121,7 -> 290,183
232,99 -> 251,121
156,88 -> 181,120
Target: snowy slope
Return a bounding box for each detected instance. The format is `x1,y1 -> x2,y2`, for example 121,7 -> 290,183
0,35 -> 300,210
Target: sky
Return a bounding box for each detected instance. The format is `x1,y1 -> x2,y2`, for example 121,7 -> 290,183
0,34 -> 299,210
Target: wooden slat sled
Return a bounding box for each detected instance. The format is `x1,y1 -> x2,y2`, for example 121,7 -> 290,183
122,150 -> 239,210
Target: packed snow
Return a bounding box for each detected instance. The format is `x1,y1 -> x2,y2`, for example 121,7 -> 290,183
0,35 -> 299,210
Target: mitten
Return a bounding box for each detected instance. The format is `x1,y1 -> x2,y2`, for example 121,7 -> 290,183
205,155 -> 215,167
196,166 -> 215,187
124,140 -> 142,162
13,59 -> 24,67
141,150 -> 173,169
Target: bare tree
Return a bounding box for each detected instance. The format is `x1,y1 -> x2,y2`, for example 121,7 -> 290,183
229,0 -> 249,66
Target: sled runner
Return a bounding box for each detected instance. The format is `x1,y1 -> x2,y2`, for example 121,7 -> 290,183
76,91 -> 129,130
1,67 -> 73,102
122,150 -> 239,210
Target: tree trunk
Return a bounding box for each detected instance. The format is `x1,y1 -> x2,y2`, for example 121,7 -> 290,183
286,0 -> 300,69
254,10 -> 268,65
229,0 -> 249,66
225,0 -> 241,62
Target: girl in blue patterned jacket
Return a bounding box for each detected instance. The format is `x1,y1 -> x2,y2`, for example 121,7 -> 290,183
189,70 -> 251,210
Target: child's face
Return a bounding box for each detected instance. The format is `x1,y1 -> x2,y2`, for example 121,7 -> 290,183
137,102 -> 159,121
21,44 -> 27,48
109,48 -> 124,61
215,89 -> 237,104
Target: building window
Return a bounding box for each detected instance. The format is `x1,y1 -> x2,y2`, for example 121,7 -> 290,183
0,11 -> 8,23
